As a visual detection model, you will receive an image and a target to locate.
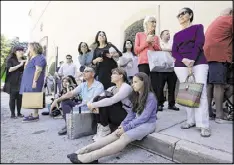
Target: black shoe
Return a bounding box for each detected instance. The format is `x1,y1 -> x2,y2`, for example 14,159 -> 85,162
58,127 -> 67,135
168,105 -> 180,111
17,113 -> 24,118
10,114 -> 17,119
68,153 -> 98,164
158,106 -> 163,111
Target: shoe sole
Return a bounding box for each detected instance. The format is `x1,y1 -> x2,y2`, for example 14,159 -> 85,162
22,119 -> 39,123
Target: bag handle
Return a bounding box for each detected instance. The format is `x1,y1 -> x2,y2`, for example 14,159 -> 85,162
185,67 -> 196,83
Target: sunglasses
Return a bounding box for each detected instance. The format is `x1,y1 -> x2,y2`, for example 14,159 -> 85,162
177,11 -> 189,18
81,45 -> 87,48
67,58 -> 72,60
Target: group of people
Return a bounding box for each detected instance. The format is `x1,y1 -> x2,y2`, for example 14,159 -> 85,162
3,6 -> 233,164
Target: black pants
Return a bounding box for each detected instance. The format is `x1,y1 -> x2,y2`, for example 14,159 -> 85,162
151,72 -> 178,107
9,91 -> 22,116
95,102 -> 127,129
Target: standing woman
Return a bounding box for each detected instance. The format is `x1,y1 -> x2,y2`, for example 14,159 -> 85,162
118,40 -> 139,82
67,72 -> 157,163
92,31 -> 122,89
20,42 -> 47,122
3,46 -> 26,118
78,42 -> 93,72
172,8 -> 210,137
134,16 -> 161,93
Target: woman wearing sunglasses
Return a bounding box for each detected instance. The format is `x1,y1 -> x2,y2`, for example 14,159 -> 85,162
172,7 -> 210,137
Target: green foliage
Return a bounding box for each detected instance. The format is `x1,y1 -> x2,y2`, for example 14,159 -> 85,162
1,35 -> 11,77
124,19 -> 144,45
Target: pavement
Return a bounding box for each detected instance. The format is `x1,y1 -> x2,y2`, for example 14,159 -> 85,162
133,103 -> 233,163
1,92 -> 233,163
0,92 -> 173,163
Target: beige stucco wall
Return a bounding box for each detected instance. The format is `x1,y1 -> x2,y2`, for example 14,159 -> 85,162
29,1 -> 232,69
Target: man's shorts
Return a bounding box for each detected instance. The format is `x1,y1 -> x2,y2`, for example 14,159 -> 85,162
208,62 -> 229,84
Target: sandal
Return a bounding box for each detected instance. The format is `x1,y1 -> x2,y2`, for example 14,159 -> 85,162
181,123 -> 196,129
201,128 -> 211,137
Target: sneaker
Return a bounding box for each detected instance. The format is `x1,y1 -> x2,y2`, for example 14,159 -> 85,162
22,114 -> 39,122
58,126 -> 67,135
215,118 -> 233,124
99,125 -> 111,137
92,124 -> 102,141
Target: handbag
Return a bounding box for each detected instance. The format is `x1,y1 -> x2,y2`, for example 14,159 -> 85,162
22,92 -> 44,109
176,72 -> 204,108
66,105 -> 97,140
147,50 -> 175,72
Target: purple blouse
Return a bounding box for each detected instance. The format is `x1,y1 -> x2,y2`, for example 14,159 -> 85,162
121,93 -> 157,132
172,24 -> 207,67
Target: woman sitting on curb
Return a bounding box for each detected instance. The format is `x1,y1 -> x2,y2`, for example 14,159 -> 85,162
67,72 -> 157,164
89,67 -> 133,141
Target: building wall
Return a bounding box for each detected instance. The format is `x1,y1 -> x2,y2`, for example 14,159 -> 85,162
29,1 -> 232,69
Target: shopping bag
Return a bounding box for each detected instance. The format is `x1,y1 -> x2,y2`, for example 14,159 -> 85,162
66,105 -> 97,140
22,92 -> 44,109
176,73 -> 204,108
147,50 -> 174,72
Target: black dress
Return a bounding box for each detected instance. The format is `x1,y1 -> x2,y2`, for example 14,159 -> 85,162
92,43 -> 122,89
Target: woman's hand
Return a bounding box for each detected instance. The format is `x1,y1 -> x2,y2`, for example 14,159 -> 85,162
146,35 -> 154,43
116,126 -> 125,137
87,103 -> 93,110
19,60 -> 26,67
182,58 -> 195,67
50,99 -> 59,112
106,53 -> 112,58
94,57 -> 103,63
92,108 -> 99,114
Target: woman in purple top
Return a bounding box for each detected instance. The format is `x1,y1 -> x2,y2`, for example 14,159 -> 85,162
67,72 -> 157,163
172,8 -> 210,137
20,42 -> 47,122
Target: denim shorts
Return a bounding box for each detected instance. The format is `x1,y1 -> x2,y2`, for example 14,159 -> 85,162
208,62 -> 228,84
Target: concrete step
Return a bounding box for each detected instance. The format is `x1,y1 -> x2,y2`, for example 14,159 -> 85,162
132,106 -> 233,163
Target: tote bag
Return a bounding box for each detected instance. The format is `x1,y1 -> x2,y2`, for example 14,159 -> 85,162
147,50 -> 175,72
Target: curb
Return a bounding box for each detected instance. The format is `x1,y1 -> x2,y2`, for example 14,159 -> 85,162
132,133 -> 233,163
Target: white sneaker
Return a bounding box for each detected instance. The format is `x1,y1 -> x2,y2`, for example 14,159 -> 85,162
92,124 -> 102,141
99,125 -> 111,137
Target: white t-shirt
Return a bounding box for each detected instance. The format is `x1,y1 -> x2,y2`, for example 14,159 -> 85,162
58,63 -> 77,78
118,52 -> 139,77
160,40 -> 173,50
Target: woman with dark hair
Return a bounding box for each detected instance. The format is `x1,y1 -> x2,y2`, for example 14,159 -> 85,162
92,31 -> 122,89
20,42 -> 47,122
87,67 -> 132,141
118,40 -> 139,81
67,72 -> 157,164
3,46 -> 26,118
78,42 -> 93,72
172,7 -> 210,137
57,76 -> 79,135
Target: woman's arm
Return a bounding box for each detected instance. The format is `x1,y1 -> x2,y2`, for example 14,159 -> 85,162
121,110 -> 136,126
33,56 -> 47,83
8,61 -> 24,72
86,51 -> 94,66
92,49 -> 99,65
189,24 -> 205,62
134,32 -> 149,55
152,36 -> 161,51
91,84 -> 133,108
172,34 -> 184,62
122,94 -> 157,132
110,44 -> 122,57
78,54 -> 85,66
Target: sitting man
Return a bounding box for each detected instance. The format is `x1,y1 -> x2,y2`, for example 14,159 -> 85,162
50,66 -> 104,135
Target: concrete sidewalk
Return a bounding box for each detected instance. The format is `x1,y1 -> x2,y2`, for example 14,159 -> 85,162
133,103 -> 233,163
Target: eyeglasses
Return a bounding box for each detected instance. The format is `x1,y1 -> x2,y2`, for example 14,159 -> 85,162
84,70 -> 92,73
67,58 -> 72,60
81,45 -> 87,48
177,11 -> 189,18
